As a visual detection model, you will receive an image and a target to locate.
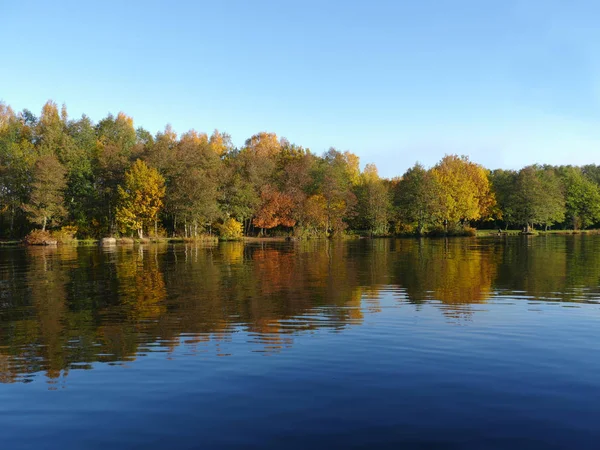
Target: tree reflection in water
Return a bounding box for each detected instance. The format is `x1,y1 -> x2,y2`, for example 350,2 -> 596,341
1,236 -> 600,384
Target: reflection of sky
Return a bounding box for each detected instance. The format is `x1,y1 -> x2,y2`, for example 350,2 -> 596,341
3,1 -> 600,177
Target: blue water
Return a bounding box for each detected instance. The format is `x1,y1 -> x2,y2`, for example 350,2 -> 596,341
1,237 -> 599,449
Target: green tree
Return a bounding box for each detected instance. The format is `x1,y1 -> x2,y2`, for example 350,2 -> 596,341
394,163 -> 443,235
166,130 -> 222,237
512,166 -> 565,230
116,159 -> 165,238
489,169 -> 517,228
95,112 -> 137,234
560,167 -> 600,229
22,155 -> 67,231
0,105 -> 36,236
316,148 -> 359,235
355,164 -> 392,235
64,115 -> 98,236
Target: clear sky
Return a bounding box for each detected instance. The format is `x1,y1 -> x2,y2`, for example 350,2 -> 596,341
2,0 -> 599,178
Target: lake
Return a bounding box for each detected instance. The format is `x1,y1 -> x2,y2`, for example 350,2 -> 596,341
1,236 -> 600,449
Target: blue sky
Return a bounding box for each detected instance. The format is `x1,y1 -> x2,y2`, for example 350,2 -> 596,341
2,0 -> 599,177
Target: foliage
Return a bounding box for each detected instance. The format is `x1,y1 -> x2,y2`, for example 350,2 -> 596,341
5,99 -> 600,240
23,229 -> 53,245
51,225 -> 78,244
217,217 -> 243,240
488,169 -> 517,226
430,155 -> 496,228
116,159 -> 166,238
22,154 -> 67,231
560,167 -> 600,229
511,166 -> 565,230
394,163 -> 443,235
355,164 -> 392,235
253,185 -> 296,233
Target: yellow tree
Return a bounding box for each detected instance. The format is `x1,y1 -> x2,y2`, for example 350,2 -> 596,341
116,159 -> 165,238
431,155 -> 496,230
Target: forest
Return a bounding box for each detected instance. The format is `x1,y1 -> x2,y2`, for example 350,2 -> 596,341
2,100 -> 600,241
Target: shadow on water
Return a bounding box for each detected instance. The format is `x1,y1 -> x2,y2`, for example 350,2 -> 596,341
1,235 -> 600,384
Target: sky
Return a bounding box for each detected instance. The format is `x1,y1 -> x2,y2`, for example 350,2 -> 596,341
1,0 -> 599,178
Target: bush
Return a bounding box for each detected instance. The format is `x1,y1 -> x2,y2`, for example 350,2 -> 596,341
217,218 -> 243,241
51,225 -> 78,244
23,229 -> 53,245
393,222 -> 416,236
427,224 -> 477,237
293,226 -> 326,240
460,225 -> 477,237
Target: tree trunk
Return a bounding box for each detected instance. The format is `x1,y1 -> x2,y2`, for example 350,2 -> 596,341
155,219 -> 158,238
42,216 -> 47,232
9,205 -> 14,236
138,228 -> 143,239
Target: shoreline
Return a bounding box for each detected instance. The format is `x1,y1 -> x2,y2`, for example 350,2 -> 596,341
2,229 -> 600,248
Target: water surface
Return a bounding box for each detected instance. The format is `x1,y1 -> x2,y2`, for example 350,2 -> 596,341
1,236 -> 599,449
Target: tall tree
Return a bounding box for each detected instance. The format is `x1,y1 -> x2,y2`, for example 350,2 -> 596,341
253,185 -> 296,235
0,105 -> 36,236
489,169 -> 517,228
355,164 -> 392,235
116,160 -> 165,238
395,163 -> 443,235
22,155 -> 67,231
64,115 -> 98,235
431,155 -> 496,230
316,148 -> 359,235
166,130 -> 223,237
560,167 -> 599,229
95,112 -> 137,234
512,166 -> 565,230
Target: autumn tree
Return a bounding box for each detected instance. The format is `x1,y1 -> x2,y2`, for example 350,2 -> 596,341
22,155 -> 67,231
253,185 -> 296,235
273,144 -> 318,228
239,132 -> 281,190
431,155 -> 496,230
116,159 -> 165,238
301,194 -> 328,235
208,129 -> 233,156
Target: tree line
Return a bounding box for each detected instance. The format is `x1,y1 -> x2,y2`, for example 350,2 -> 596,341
2,100 -> 600,240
